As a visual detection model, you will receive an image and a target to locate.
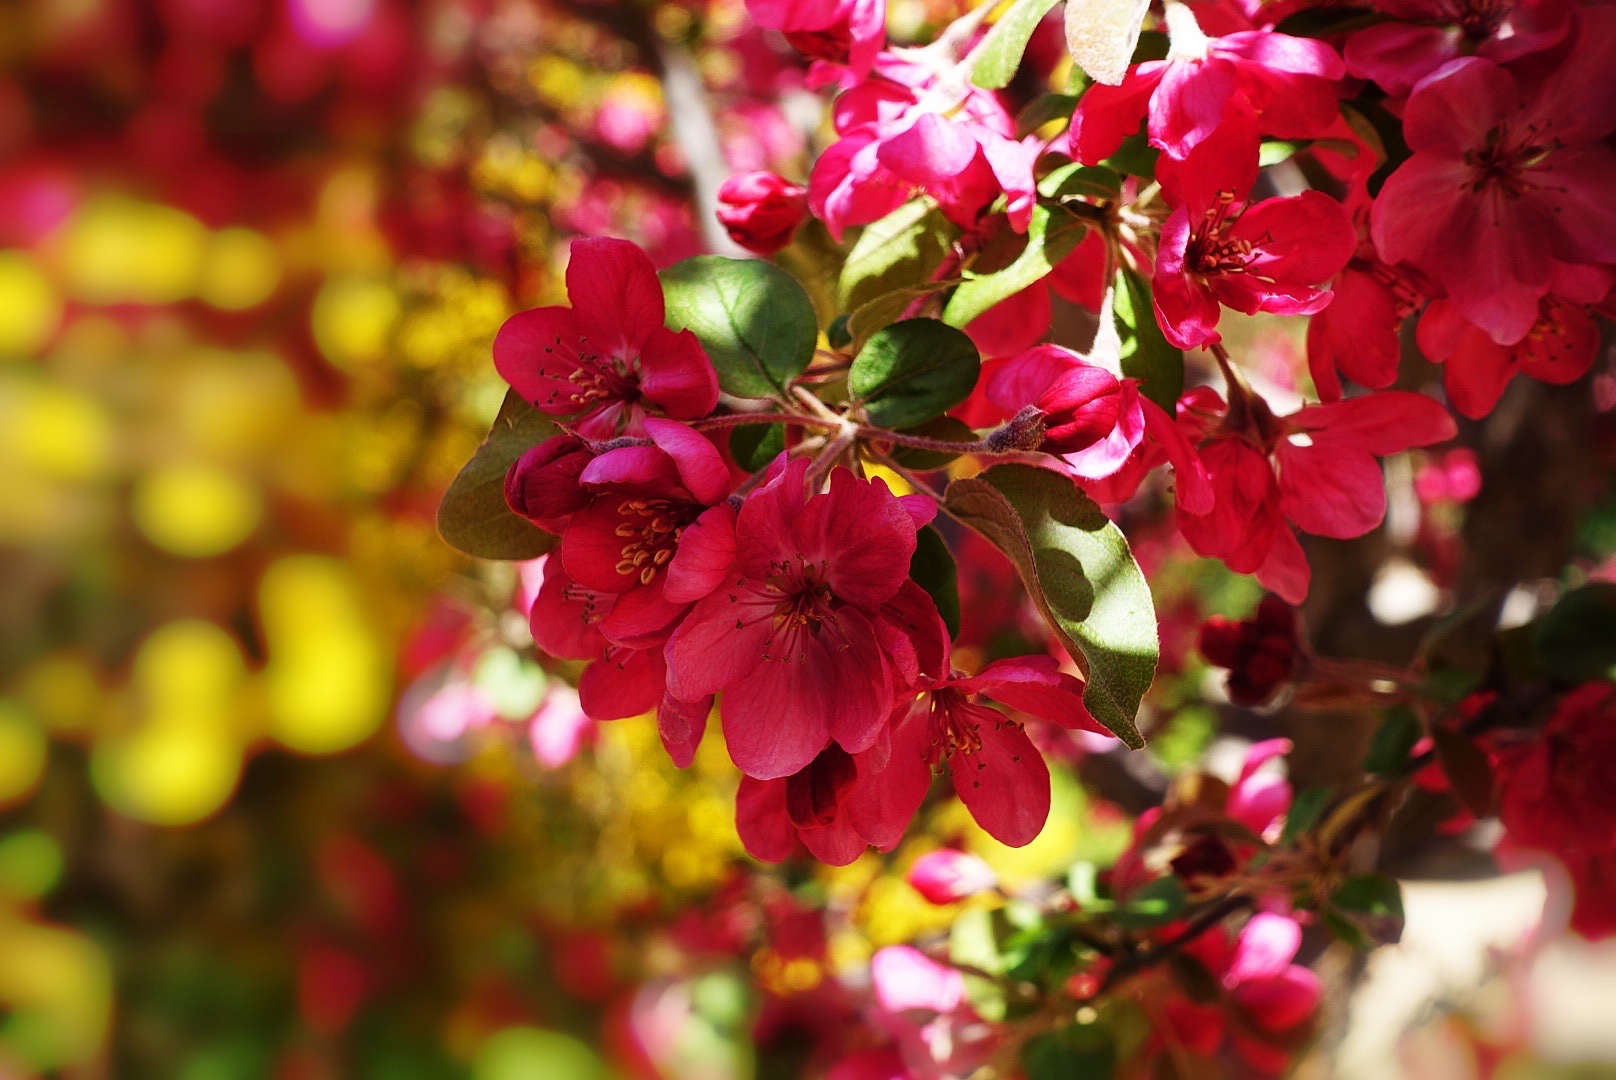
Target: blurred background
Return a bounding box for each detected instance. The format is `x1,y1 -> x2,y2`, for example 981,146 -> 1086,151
2,1 -> 1615,1078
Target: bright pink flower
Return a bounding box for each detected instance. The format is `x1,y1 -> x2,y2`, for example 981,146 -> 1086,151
747,0 -> 885,87
1152,117 -> 1356,350
1305,248 -> 1426,401
664,459 -> 923,779
1068,6 -> 1344,163
716,171 -> 810,255
1343,0 -> 1574,99
809,55 -> 1038,239
866,652 -> 1109,848
1416,292 -> 1604,419
981,344 -> 1214,514
1176,388 -> 1457,602
1226,738 -> 1294,841
524,559 -> 712,764
493,237 -> 720,439
907,849 -> 999,905
528,685 -> 594,768
558,417 -> 733,644
1197,596 -> 1300,706
1371,26 -> 1616,347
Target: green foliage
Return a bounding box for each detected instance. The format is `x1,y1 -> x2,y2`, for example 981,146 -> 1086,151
970,0 -> 1063,90
1281,787 -> 1333,845
1533,583 -> 1616,682
1022,1020 -> 1117,1079
944,464 -> 1157,746
1363,707 -> 1422,775
849,319 -> 981,430
1102,130 -> 1159,179
437,390 -> 559,561
659,256 -> 817,400
1038,162 -> 1123,202
1328,873 -> 1405,947
839,200 -> 959,314
910,526 -> 963,638
729,423 -> 786,472
1111,875 -> 1186,929
943,204 -> 1088,329
1018,92 -> 1081,137
1113,269 -> 1183,411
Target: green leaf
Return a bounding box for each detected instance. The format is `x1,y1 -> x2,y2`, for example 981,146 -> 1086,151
1112,875 -> 1185,929
1331,873 -> 1405,946
910,526 -> 962,639
437,390 -> 560,561
846,280 -> 957,352
1280,786 -> 1332,845
1533,583 -> 1616,682
942,204 -> 1088,329
1102,129 -> 1158,178
826,314 -> 852,350
1022,1021 -> 1116,1080
659,256 -> 817,399
1039,162 -> 1123,202
850,318 -> 981,430
943,464 -> 1156,745
1113,269 -> 1183,411
890,415 -> 976,471
1017,92 -> 1081,138
1363,706 -> 1421,775
1259,138 -> 1311,166
839,200 -> 960,313
729,423 -> 785,473
1064,0 -> 1151,86
971,0 -> 1063,89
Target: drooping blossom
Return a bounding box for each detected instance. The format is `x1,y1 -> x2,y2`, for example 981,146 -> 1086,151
1152,114 -> 1356,350
493,237 -> 720,438
1068,5 -> 1344,164
809,53 -> 1038,240
1198,596 -> 1300,706
664,459 -> 925,779
907,849 -> 999,905
1174,386 -> 1457,602
1493,682 -> 1616,861
735,743 -> 889,865
1305,247 -> 1426,401
1416,291 -> 1606,418
1343,0 -> 1574,99
716,171 -> 810,254
1370,26 -> 1616,347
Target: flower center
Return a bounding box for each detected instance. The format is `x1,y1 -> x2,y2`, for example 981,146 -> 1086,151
1464,125 -> 1554,197
925,688 -> 986,763
612,498 -> 690,585
1186,192 -> 1256,278
535,332 -> 640,409
1445,0 -> 1509,40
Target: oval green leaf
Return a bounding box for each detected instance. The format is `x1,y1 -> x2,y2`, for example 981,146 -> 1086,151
437,390 -> 560,561
850,318 -> 981,430
943,464 -> 1156,746
659,255 -> 817,400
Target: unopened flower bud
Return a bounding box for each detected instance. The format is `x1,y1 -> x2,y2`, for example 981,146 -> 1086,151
716,172 -> 809,255
983,404 -> 1047,453
907,848 -> 999,905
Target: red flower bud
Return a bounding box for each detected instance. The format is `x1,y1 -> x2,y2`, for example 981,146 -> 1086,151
1197,596 -> 1299,706
907,848 -> 999,905
1034,365 -> 1126,454
716,171 -> 809,255
504,434 -> 592,532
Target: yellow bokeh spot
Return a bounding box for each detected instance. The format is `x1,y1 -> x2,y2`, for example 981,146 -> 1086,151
131,463 -> 262,558
198,227 -> 281,310
0,703 -> 47,807
3,382 -> 112,482
93,723 -> 242,827
58,196 -> 207,305
131,620 -> 247,715
0,252 -> 63,357
863,462 -> 913,496
259,556 -> 390,754
311,277 -> 400,369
